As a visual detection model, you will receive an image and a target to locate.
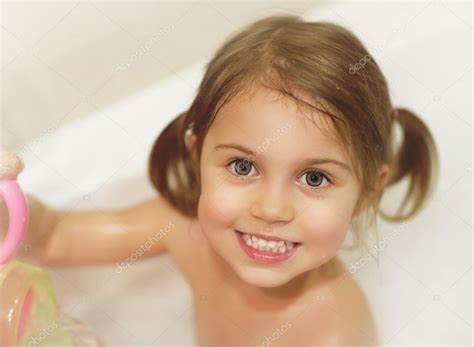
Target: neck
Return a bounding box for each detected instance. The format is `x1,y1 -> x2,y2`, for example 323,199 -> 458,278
251,266 -> 316,300
208,244 -> 343,304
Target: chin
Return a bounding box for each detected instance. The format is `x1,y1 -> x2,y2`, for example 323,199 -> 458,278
232,263 -> 300,288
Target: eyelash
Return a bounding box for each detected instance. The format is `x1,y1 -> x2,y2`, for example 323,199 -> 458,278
225,158 -> 333,191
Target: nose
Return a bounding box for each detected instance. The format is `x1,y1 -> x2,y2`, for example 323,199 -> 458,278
250,186 -> 294,224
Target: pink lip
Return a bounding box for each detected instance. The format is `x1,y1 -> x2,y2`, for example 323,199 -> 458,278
235,230 -> 301,265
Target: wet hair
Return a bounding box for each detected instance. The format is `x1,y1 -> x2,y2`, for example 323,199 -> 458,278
148,14 -> 439,252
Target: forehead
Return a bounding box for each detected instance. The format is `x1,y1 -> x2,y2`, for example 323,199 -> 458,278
206,85 -> 349,164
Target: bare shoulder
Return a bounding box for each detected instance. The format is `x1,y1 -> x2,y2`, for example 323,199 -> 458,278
317,269 -> 379,346
291,261 -> 378,346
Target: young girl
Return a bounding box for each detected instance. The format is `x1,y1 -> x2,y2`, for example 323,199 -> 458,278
4,14 -> 439,346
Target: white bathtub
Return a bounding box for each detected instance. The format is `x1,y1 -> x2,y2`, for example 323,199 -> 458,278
17,2 -> 471,345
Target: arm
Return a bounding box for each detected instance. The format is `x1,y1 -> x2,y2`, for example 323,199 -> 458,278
31,196 -> 177,266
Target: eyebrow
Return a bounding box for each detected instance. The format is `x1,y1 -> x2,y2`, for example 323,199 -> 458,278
214,143 -> 352,172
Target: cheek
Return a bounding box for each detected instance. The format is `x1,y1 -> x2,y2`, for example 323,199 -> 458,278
197,178 -> 244,230
301,203 -> 352,250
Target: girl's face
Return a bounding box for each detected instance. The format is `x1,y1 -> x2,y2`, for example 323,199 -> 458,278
197,84 -> 360,288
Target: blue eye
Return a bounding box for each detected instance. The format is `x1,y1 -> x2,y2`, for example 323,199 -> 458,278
226,158 -> 333,190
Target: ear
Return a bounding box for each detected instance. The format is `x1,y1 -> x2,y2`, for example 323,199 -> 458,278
352,164 -> 391,218
376,164 -> 391,190
184,129 -> 196,151
184,130 -> 198,162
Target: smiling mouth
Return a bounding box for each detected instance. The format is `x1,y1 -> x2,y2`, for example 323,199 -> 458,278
236,230 -> 300,250
235,230 -> 301,264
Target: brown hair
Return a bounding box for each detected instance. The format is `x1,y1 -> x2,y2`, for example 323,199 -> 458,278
148,15 -> 439,251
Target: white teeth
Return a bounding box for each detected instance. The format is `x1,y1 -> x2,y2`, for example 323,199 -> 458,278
239,231 -> 297,253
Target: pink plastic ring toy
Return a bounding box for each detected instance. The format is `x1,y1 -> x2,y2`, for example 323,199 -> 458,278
0,179 -> 28,267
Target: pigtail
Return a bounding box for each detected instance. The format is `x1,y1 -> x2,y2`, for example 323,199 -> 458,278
148,111 -> 200,218
380,108 -> 440,222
